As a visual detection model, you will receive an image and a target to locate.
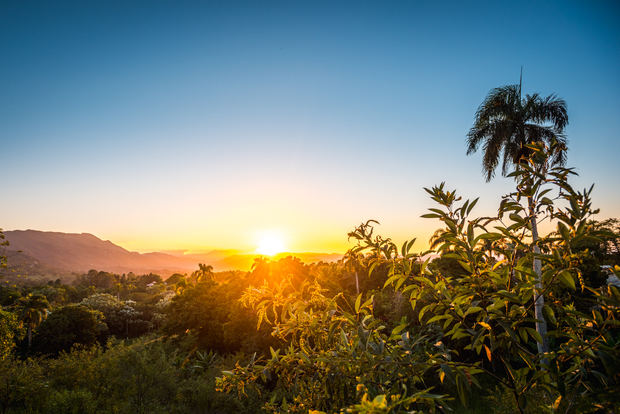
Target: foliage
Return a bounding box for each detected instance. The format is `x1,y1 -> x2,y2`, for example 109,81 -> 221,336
466,82 -> 568,181
164,277 -> 275,354
591,218 -> 620,266
217,268 -> 453,412
467,81 -> 570,356
33,305 -> 105,355
0,309 -> 22,359
0,228 -> 8,269
218,142 -> 619,413
0,85 -> 618,413
15,293 -> 50,348
0,337 -> 259,414
80,293 -> 147,338
165,273 -> 186,286
191,264 -> 214,284
76,270 -> 118,290
370,144 -> 618,412
0,356 -> 46,414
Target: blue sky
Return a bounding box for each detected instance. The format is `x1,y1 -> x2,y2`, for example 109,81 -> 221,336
1,0 -> 619,252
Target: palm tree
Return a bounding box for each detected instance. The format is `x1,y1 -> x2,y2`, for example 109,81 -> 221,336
466,80 -> 568,181
16,294 -> 50,348
193,263 -> 214,283
466,78 -> 568,355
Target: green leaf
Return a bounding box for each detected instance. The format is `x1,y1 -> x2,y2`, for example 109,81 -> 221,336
464,306 -> 483,317
558,270 -> 575,290
558,222 -> 571,241
526,327 -> 543,344
467,198 -> 479,215
477,232 -> 502,242
509,213 -> 524,224
361,295 -> 374,311
456,374 -> 468,407
543,305 -> 557,325
368,261 -> 380,277
458,261 -> 472,273
418,304 -> 432,322
427,314 -> 450,324
354,293 -> 362,313
391,322 -> 407,336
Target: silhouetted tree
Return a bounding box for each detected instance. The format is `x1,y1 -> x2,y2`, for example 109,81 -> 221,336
466,79 -> 568,354
192,264 -> 214,283
466,79 -> 568,181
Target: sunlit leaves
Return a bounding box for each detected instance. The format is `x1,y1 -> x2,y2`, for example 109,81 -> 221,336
218,141 -> 619,413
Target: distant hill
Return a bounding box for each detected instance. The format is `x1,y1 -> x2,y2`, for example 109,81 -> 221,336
3,230 -> 197,275
2,230 -> 342,276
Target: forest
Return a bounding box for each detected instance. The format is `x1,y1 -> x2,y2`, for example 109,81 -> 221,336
1,85 -> 619,413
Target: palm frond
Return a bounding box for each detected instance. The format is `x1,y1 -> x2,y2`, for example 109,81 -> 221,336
467,83 -> 569,180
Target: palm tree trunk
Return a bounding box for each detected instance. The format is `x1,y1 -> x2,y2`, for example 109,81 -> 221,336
355,271 -> 359,295
528,197 -> 549,355
27,326 -> 32,348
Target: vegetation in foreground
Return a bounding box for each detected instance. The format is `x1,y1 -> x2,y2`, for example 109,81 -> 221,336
0,84 -> 619,413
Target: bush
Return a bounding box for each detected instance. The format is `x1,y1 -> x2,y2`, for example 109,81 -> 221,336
34,305 -> 105,355
44,389 -> 97,414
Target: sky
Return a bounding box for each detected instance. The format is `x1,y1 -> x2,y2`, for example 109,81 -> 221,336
1,0 -> 619,254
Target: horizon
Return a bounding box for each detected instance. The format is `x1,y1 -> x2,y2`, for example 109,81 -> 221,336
1,3 -> 618,411
3,228 -> 344,256
2,1 -> 620,255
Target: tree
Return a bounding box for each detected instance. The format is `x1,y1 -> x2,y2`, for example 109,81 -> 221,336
591,218 -> 620,266
165,273 -> 186,286
218,141 -> 619,412
78,270 -> 117,290
0,356 -> 46,414
136,273 -> 163,289
163,281 -> 229,352
466,79 -> 568,181
0,309 -> 22,359
15,294 -> 50,348
466,79 -> 568,354
192,263 -> 214,283
33,305 -> 104,355
80,293 -> 141,338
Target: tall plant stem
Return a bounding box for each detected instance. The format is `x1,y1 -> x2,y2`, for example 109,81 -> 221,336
528,196 -> 549,355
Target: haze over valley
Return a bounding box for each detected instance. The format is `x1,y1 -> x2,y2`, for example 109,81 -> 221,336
1,2 -> 619,413
1,230 -> 341,279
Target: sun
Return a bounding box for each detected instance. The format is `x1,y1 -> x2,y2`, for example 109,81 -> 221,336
255,230 -> 286,256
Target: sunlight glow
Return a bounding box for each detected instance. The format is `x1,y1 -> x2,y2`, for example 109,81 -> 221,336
255,230 -> 286,256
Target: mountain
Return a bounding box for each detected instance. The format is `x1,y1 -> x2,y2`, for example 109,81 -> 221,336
2,230 -> 342,276
3,230 -> 197,275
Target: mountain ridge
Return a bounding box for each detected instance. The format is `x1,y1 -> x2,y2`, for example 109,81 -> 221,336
2,230 -> 342,276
